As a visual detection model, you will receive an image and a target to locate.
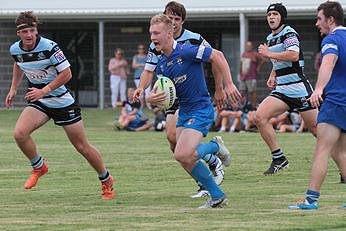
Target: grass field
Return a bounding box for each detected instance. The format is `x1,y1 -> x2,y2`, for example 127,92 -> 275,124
0,108 -> 345,231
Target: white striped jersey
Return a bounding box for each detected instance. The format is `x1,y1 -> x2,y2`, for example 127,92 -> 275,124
267,25 -> 313,98
10,36 -> 74,108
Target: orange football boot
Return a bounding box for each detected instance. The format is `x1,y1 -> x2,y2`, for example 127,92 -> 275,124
24,162 -> 48,189
101,175 -> 115,200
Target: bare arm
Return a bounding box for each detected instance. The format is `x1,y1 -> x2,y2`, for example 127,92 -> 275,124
212,49 -> 241,105
258,43 -> 299,62
267,68 -> 277,89
209,49 -> 228,110
256,52 -> 267,72
5,63 -> 24,108
133,69 -> 156,102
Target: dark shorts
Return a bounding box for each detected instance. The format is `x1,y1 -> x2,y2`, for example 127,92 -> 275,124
28,101 -> 82,126
270,92 -> 314,112
318,101 -> 346,132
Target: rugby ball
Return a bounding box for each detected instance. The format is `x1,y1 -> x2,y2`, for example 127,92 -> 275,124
153,76 -> 176,110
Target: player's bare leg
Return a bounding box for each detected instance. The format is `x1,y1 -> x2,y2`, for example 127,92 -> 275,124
165,111 -> 178,152
14,107 -> 50,189
254,96 -> 290,174
64,121 -> 115,199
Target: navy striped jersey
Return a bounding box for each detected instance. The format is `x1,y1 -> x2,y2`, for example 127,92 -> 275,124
267,25 -> 312,98
10,36 -> 74,108
321,27 -> 346,106
155,41 -> 212,112
145,28 -> 209,72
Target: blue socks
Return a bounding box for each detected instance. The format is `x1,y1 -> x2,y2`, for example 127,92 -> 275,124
196,142 -> 218,160
203,153 -> 217,166
305,189 -> 320,204
191,160 -> 224,200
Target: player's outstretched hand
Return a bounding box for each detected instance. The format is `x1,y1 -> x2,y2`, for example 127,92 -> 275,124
214,89 -> 227,111
308,89 -> 323,108
267,75 -> 277,90
224,83 -> 241,105
5,90 -> 16,109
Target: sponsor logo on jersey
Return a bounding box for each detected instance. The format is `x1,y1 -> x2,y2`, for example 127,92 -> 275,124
174,74 -> 187,84
146,53 -> 154,62
54,51 -> 66,63
16,55 -> 23,62
37,52 -> 46,60
25,69 -> 48,80
177,57 -> 183,65
284,37 -> 299,47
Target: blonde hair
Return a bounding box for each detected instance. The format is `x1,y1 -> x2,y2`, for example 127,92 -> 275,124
150,14 -> 173,32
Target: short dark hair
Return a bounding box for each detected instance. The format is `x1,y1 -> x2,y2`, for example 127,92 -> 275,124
317,1 -> 344,26
15,11 -> 40,31
163,1 -> 186,21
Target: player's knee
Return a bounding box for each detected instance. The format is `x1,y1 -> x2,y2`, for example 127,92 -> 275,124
165,128 -> 176,147
308,124 -> 317,137
253,112 -> 264,126
173,151 -> 189,165
13,128 -> 28,142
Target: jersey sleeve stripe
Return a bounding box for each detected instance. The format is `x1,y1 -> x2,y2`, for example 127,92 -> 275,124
196,45 -> 205,59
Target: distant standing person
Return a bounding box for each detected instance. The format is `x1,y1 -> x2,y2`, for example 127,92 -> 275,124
239,41 -> 266,108
108,48 -> 129,108
132,44 -> 150,108
5,11 -> 115,199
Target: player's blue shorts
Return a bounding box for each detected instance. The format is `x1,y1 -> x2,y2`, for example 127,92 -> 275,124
318,100 -> 346,132
177,104 -> 214,137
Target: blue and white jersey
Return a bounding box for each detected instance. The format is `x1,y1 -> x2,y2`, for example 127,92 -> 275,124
145,28 -> 209,72
156,41 -> 212,112
321,27 -> 346,106
10,36 -> 74,108
267,25 -> 313,98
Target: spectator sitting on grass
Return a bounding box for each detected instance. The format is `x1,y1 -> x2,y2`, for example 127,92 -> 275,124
114,88 -> 152,131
